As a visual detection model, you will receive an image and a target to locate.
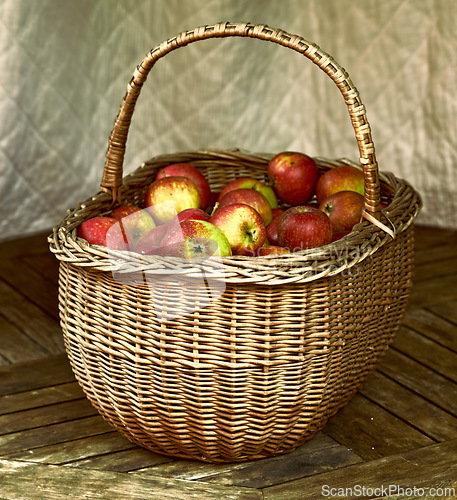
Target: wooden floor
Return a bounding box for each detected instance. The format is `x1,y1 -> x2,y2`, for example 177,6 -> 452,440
1,224 -> 457,499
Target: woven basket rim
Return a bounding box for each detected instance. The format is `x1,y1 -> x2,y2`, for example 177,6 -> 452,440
49,150 -> 422,285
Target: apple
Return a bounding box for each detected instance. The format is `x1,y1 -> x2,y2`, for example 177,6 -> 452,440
257,245 -> 290,256
206,191 -> 221,214
315,165 -> 364,203
156,163 -> 211,210
77,216 -> 127,250
218,177 -> 278,209
319,191 -> 365,234
265,212 -> 284,246
217,188 -> 273,226
210,203 -> 266,256
332,231 -> 350,242
278,206 -> 333,251
271,208 -> 285,220
158,219 -> 232,259
144,176 -> 201,224
267,151 -> 319,206
175,208 -> 210,223
110,205 -> 156,246
134,224 -> 170,255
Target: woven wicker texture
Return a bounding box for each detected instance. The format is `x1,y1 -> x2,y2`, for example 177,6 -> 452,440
49,23 -> 422,462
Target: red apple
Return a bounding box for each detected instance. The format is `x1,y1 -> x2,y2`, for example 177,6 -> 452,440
175,208 -> 210,223
257,245 -> 290,256
332,231 -> 350,242
206,191 -> 220,214
267,151 -> 319,206
278,206 -> 333,251
77,217 -> 127,249
217,188 -> 273,226
319,191 -> 365,234
218,177 -> 278,209
110,205 -> 156,246
210,203 -> 266,256
144,176 -> 201,224
271,208 -> 285,220
158,219 -> 232,259
265,212 -> 283,246
156,163 -> 211,210
315,165 -> 364,203
134,224 -> 170,255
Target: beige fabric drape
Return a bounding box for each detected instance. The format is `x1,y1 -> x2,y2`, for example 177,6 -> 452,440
0,0 -> 455,241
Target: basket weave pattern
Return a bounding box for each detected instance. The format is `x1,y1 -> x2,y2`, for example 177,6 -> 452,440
50,23 -> 421,463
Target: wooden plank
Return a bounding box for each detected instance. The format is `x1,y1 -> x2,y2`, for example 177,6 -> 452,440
360,370 -> 457,441
20,251 -> 59,286
0,353 -> 11,367
0,279 -> 64,355
414,242 -> 457,265
408,273 -> 457,309
262,439 -> 457,500
134,432 -> 363,489
428,298 -> 457,326
322,393 -> 433,460
0,382 -> 84,415
4,432 -> 135,465
0,415 -> 113,455
379,348 -> 457,417
0,398 -> 98,435
0,459 -> 263,500
0,313 -> 48,363
0,355 -> 74,397
0,231 -> 51,260
0,260 -> 59,320
413,225 -> 457,250
66,447 -> 174,472
413,257 -> 457,281
393,326 -> 457,382
403,308 -> 457,352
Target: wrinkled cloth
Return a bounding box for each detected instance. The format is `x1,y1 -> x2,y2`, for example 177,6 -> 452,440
0,0 -> 456,241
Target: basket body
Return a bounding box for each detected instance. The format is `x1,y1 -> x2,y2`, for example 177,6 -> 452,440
55,152 -> 417,463
50,23 -> 422,462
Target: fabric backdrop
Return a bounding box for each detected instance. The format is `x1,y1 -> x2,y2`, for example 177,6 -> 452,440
0,0 -> 456,242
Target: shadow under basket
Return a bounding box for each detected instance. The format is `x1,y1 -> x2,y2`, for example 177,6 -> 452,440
49,23 -> 422,463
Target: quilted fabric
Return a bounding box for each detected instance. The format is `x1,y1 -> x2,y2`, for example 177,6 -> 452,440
0,0 -> 456,241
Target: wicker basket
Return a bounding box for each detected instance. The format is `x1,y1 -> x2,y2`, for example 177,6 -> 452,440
49,23 -> 421,463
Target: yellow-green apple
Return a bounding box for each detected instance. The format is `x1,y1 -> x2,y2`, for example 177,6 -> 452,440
218,177 -> 278,209
156,163 -> 211,210
210,203 -> 266,256
134,224 -> 170,255
144,176 -> 201,224
319,190 -> 364,234
315,165 -> 364,203
158,219 -> 232,259
110,205 -> 156,246
76,217 -> 126,249
165,208 -> 211,240
278,206 -> 333,251
257,245 -> 290,256
217,188 -> 273,226
267,151 -> 319,205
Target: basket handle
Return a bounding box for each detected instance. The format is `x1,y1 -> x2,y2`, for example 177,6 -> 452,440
101,22 -> 381,218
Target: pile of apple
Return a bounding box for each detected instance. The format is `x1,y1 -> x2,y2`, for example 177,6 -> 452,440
77,152 -> 370,259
